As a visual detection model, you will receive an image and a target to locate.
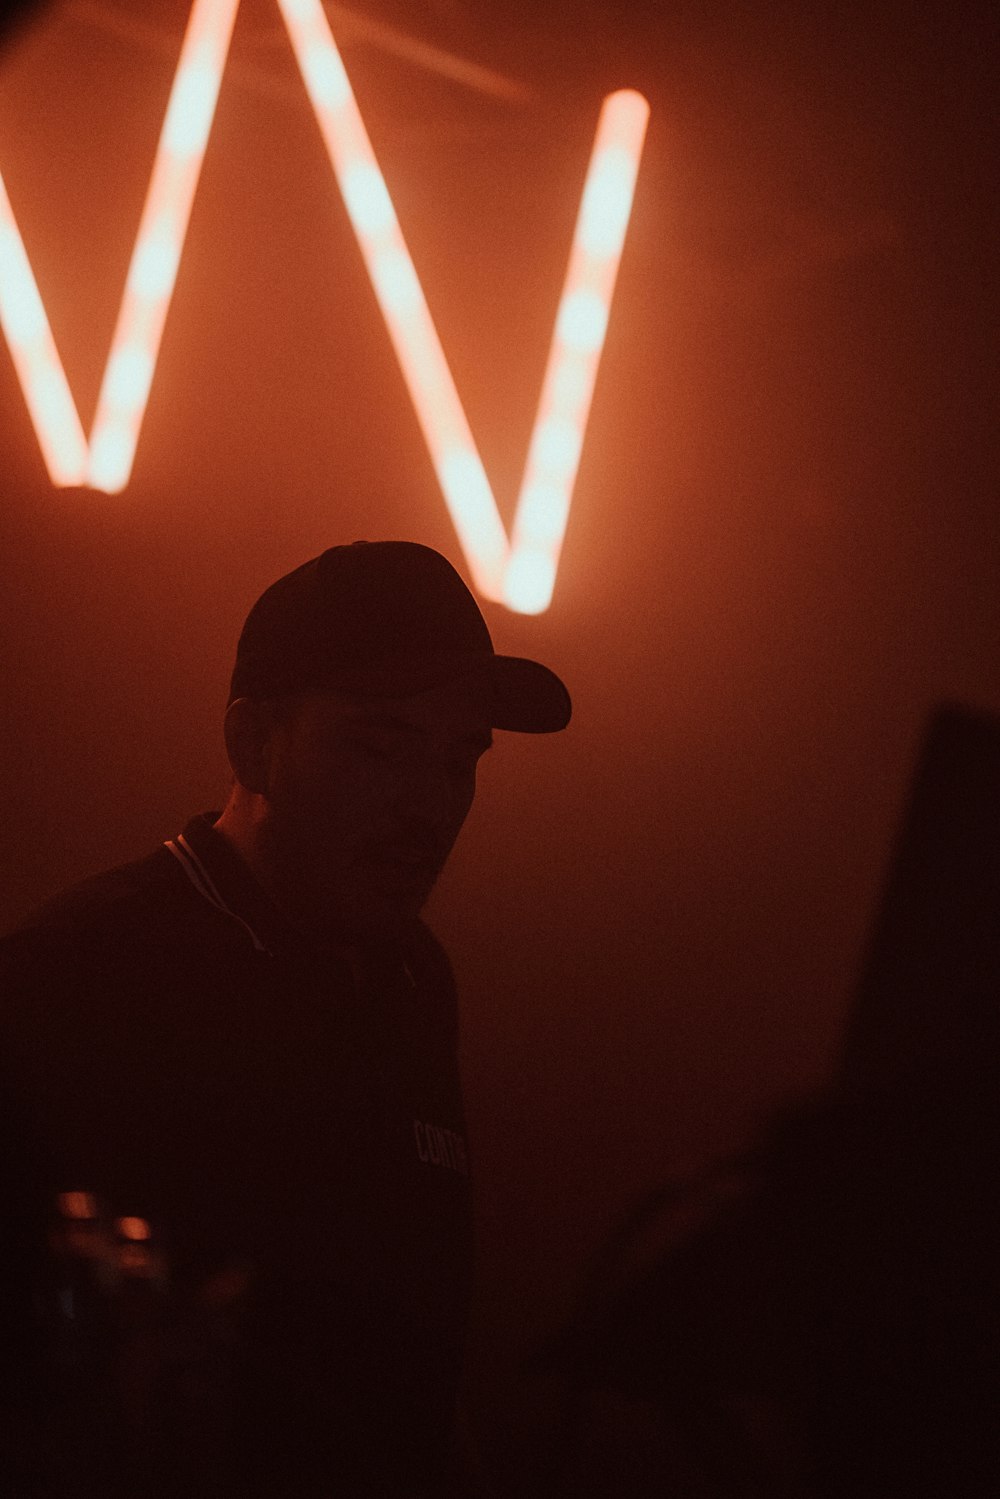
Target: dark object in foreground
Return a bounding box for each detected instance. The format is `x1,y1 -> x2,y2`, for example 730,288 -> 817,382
509,701 -> 999,1497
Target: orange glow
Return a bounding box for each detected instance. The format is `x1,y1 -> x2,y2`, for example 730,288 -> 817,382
0,172 -> 89,484
504,89 -> 650,614
0,0 -> 238,494
276,0 -> 510,599
116,1215 -> 152,1241
1,3 -> 647,614
58,1190 -> 98,1220
279,1 -> 648,612
87,0 -> 240,492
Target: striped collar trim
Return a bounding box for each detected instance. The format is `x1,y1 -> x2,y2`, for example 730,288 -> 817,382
164,832 -> 271,954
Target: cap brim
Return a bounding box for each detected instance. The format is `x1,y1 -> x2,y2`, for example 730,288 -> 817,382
236,650 -> 571,733
490,656 -> 572,734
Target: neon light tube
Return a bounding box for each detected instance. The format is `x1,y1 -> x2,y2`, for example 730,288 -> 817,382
276,0 -> 510,599
86,0 -> 240,492
1,0 -> 648,618
0,170 -> 89,485
503,88 -> 650,614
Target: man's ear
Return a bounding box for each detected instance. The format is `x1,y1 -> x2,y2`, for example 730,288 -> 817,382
223,697 -> 277,795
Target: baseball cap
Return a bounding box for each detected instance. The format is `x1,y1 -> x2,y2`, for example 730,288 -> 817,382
228,541 -> 571,733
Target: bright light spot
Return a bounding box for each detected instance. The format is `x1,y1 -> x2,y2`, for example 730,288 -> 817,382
279,0 -> 517,601
506,91 -> 647,609
88,423 -> 134,493
373,248 -> 421,314
517,481 -> 569,546
84,0 -> 238,492
0,179 -> 89,485
436,447 -> 508,595
117,1216 -> 151,1241
441,446 -> 490,505
131,233 -> 180,301
164,61 -> 218,157
556,288 -> 609,354
0,0 -> 240,494
504,549 -> 554,615
43,435 -> 88,486
535,416 -> 582,477
29,365 -> 72,426
552,357 -> 588,414
1,275 -> 45,346
105,347 -> 155,413
579,146 -> 636,259
342,162 -> 395,238
301,43 -> 351,112
59,1192 -> 98,1220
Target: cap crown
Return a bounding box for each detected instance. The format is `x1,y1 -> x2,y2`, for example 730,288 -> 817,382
228,540 -> 571,732
230,541 -> 494,701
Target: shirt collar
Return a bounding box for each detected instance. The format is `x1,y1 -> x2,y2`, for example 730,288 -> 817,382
164,814 -> 421,975
164,813 -> 300,958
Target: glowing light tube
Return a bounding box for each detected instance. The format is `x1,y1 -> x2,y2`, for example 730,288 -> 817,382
276,0 -> 510,600
0,170 -> 89,485
86,0 -> 240,492
503,89 -> 649,614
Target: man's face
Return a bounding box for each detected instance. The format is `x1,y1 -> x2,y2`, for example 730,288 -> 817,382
258,677 -> 493,941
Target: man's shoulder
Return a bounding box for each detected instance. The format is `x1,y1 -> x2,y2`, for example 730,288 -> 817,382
6,843 -> 185,948
0,846 -> 200,1087
0,841 -> 213,1002
22,846 -> 177,923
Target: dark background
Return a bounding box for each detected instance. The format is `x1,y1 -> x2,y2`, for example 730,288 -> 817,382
1,0 -> 995,1433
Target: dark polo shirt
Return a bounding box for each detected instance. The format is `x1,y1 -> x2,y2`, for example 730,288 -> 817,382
0,816 -> 473,1497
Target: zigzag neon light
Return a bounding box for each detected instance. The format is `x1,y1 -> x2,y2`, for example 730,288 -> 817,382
0,0 -> 240,493
0,0 -> 648,613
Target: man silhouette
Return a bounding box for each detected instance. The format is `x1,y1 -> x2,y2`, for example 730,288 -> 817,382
0,540 -> 570,1497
